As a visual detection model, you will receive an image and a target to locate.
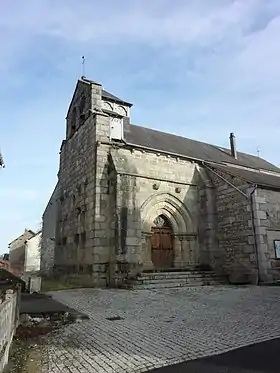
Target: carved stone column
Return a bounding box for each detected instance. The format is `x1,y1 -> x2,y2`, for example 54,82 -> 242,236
141,232 -> 154,270
173,235 -> 183,268
179,234 -> 198,269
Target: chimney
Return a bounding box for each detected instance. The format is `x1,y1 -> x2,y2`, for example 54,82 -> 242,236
229,132 -> 237,159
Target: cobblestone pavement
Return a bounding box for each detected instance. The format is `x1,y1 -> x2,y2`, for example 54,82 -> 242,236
41,286 -> 280,373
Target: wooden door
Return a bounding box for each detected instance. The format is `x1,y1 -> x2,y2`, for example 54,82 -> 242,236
151,224 -> 174,270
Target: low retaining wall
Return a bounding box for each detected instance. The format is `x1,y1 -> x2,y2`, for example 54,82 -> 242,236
0,286 -> 20,372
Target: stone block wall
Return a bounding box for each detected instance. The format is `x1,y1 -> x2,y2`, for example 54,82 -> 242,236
54,80 -> 97,280
0,288 -> 20,373
252,188 -> 280,282
109,148 -> 219,277
209,168 -> 258,281
41,183 -> 60,275
55,114 -> 97,275
90,113 -> 113,286
54,79 -> 114,286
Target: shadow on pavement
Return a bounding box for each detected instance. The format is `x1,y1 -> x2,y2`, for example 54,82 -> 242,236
148,338 -> 280,373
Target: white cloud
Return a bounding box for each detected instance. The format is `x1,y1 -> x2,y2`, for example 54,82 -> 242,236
1,0 -> 279,143
0,0 -> 263,46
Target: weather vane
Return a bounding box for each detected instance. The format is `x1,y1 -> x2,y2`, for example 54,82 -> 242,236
81,56 -> 86,77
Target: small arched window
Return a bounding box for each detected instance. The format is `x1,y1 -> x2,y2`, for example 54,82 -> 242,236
70,107 -> 77,134
116,106 -> 127,116
79,96 -> 86,125
79,95 -> 86,114
102,101 -> 113,111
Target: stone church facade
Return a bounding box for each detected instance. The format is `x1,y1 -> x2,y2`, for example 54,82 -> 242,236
48,76 -> 280,287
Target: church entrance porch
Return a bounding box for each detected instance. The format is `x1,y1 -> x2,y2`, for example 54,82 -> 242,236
140,192 -> 200,273
151,215 -> 174,270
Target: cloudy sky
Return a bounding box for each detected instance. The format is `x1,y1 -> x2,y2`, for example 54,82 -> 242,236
1,0 -> 280,254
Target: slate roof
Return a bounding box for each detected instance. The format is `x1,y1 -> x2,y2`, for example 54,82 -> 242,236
102,89 -> 133,107
123,123 -> 280,188
80,76 -> 132,106
67,78 -> 133,118
8,229 -> 36,246
124,124 -> 279,172
209,164 -> 280,190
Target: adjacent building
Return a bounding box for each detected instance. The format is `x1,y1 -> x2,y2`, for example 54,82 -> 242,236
8,229 -> 41,277
0,254 -> 10,271
50,76 -> 280,287
9,229 -> 35,276
24,230 -> 42,274
41,183 -> 60,275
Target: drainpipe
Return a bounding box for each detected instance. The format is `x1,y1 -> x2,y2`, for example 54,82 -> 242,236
248,184 -> 260,285
202,162 -> 260,284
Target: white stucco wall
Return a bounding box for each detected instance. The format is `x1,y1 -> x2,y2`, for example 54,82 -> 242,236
24,232 -> 41,273
0,291 -> 19,373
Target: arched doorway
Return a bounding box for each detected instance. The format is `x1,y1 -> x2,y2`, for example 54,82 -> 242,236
151,215 -> 174,270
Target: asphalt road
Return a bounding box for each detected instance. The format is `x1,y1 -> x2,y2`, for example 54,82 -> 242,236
148,338 -> 280,373
20,293 -> 72,315
20,293 -> 88,320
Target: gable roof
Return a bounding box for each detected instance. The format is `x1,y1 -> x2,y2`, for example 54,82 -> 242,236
66,78 -> 133,118
102,89 -> 133,107
80,77 -> 132,106
8,229 -> 36,246
123,123 -> 280,174
209,163 -> 280,190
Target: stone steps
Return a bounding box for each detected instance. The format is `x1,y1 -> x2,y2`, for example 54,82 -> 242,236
139,271 -> 216,281
126,271 -> 228,290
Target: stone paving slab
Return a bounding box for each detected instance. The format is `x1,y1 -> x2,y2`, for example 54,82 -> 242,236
40,286 -> 280,373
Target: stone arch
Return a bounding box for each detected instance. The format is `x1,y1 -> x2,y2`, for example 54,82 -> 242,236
103,101 -> 113,111
116,105 -> 127,116
141,192 -> 195,234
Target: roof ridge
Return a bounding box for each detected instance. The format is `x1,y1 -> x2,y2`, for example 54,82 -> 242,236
124,123 -> 280,173
129,123 -> 266,162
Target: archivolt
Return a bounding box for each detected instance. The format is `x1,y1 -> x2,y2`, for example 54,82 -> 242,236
141,192 -> 195,234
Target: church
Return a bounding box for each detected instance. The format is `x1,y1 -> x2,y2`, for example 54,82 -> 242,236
41,76 -> 280,288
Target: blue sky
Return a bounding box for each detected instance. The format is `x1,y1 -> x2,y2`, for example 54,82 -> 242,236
1,0 -> 280,254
